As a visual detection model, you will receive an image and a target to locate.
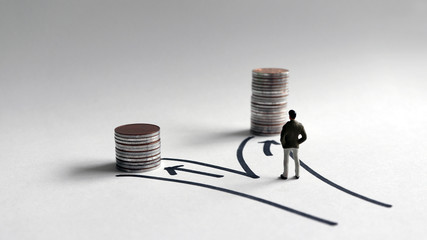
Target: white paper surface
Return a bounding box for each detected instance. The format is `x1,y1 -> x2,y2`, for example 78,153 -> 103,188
1,1 -> 426,239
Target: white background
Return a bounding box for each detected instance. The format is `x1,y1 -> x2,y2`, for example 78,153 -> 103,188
1,0 -> 426,239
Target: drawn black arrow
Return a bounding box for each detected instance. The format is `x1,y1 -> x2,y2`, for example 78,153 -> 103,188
258,140 -> 281,156
164,165 -> 224,178
162,158 -> 252,178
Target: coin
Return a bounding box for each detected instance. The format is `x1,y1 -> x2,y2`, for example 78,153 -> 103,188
116,148 -> 161,158
116,153 -> 161,162
116,156 -> 161,166
116,162 -> 161,173
115,141 -> 161,152
117,160 -> 160,169
114,135 -> 160,144
252,68 -> 289,78
115,123 -> 160,136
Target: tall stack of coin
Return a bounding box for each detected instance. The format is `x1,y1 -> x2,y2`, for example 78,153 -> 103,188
251,68 -> 289,135
114,123 -> 161,172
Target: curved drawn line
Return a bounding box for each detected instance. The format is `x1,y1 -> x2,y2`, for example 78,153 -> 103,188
162,158 -> 250,178
259,140 -> 280,156
292,154 -> 392,208
175,167 -> 224,178
261,141 -> 274,156
116,174 -> 338,226
237,136 -> 259,178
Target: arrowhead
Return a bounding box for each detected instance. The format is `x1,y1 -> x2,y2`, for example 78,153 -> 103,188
258,140 -> 281,156
164,165 -> 184,175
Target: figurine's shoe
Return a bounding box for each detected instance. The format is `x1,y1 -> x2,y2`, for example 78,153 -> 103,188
280,174 -> 287,180
295,176 -> 300,179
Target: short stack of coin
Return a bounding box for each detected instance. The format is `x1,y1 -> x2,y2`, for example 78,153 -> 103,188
251,68 -> 289,135
114,123 -> 161,172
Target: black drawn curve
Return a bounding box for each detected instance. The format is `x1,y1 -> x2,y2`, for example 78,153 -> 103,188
236,136 -> 259,178
298,159 -> 392,208
116,174 -> 338,226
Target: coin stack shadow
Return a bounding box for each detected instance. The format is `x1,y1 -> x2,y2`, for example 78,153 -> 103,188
251,68 -> 289,135
115,123 -> 161,172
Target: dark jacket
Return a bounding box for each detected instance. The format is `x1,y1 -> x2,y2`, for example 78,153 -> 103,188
280,120 -> 307,149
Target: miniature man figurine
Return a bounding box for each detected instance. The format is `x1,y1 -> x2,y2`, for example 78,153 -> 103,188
280,110 -> 307,180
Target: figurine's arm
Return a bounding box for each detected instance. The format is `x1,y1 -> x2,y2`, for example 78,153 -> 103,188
280,124 -> 287,147
298,125 -> 307,144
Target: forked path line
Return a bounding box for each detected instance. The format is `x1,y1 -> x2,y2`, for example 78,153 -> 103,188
237,136 -> 392,208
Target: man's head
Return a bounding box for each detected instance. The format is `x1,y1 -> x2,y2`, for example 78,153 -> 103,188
289,110 -> 296,120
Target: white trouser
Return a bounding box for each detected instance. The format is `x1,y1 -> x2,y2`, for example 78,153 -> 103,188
283,148 -> 299,178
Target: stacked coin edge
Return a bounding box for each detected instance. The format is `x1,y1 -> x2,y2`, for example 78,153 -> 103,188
114,123 -> 161,173
251,68 -> 289,135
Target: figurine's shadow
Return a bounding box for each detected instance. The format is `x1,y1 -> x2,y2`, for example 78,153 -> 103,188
69,161 -> 117,180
